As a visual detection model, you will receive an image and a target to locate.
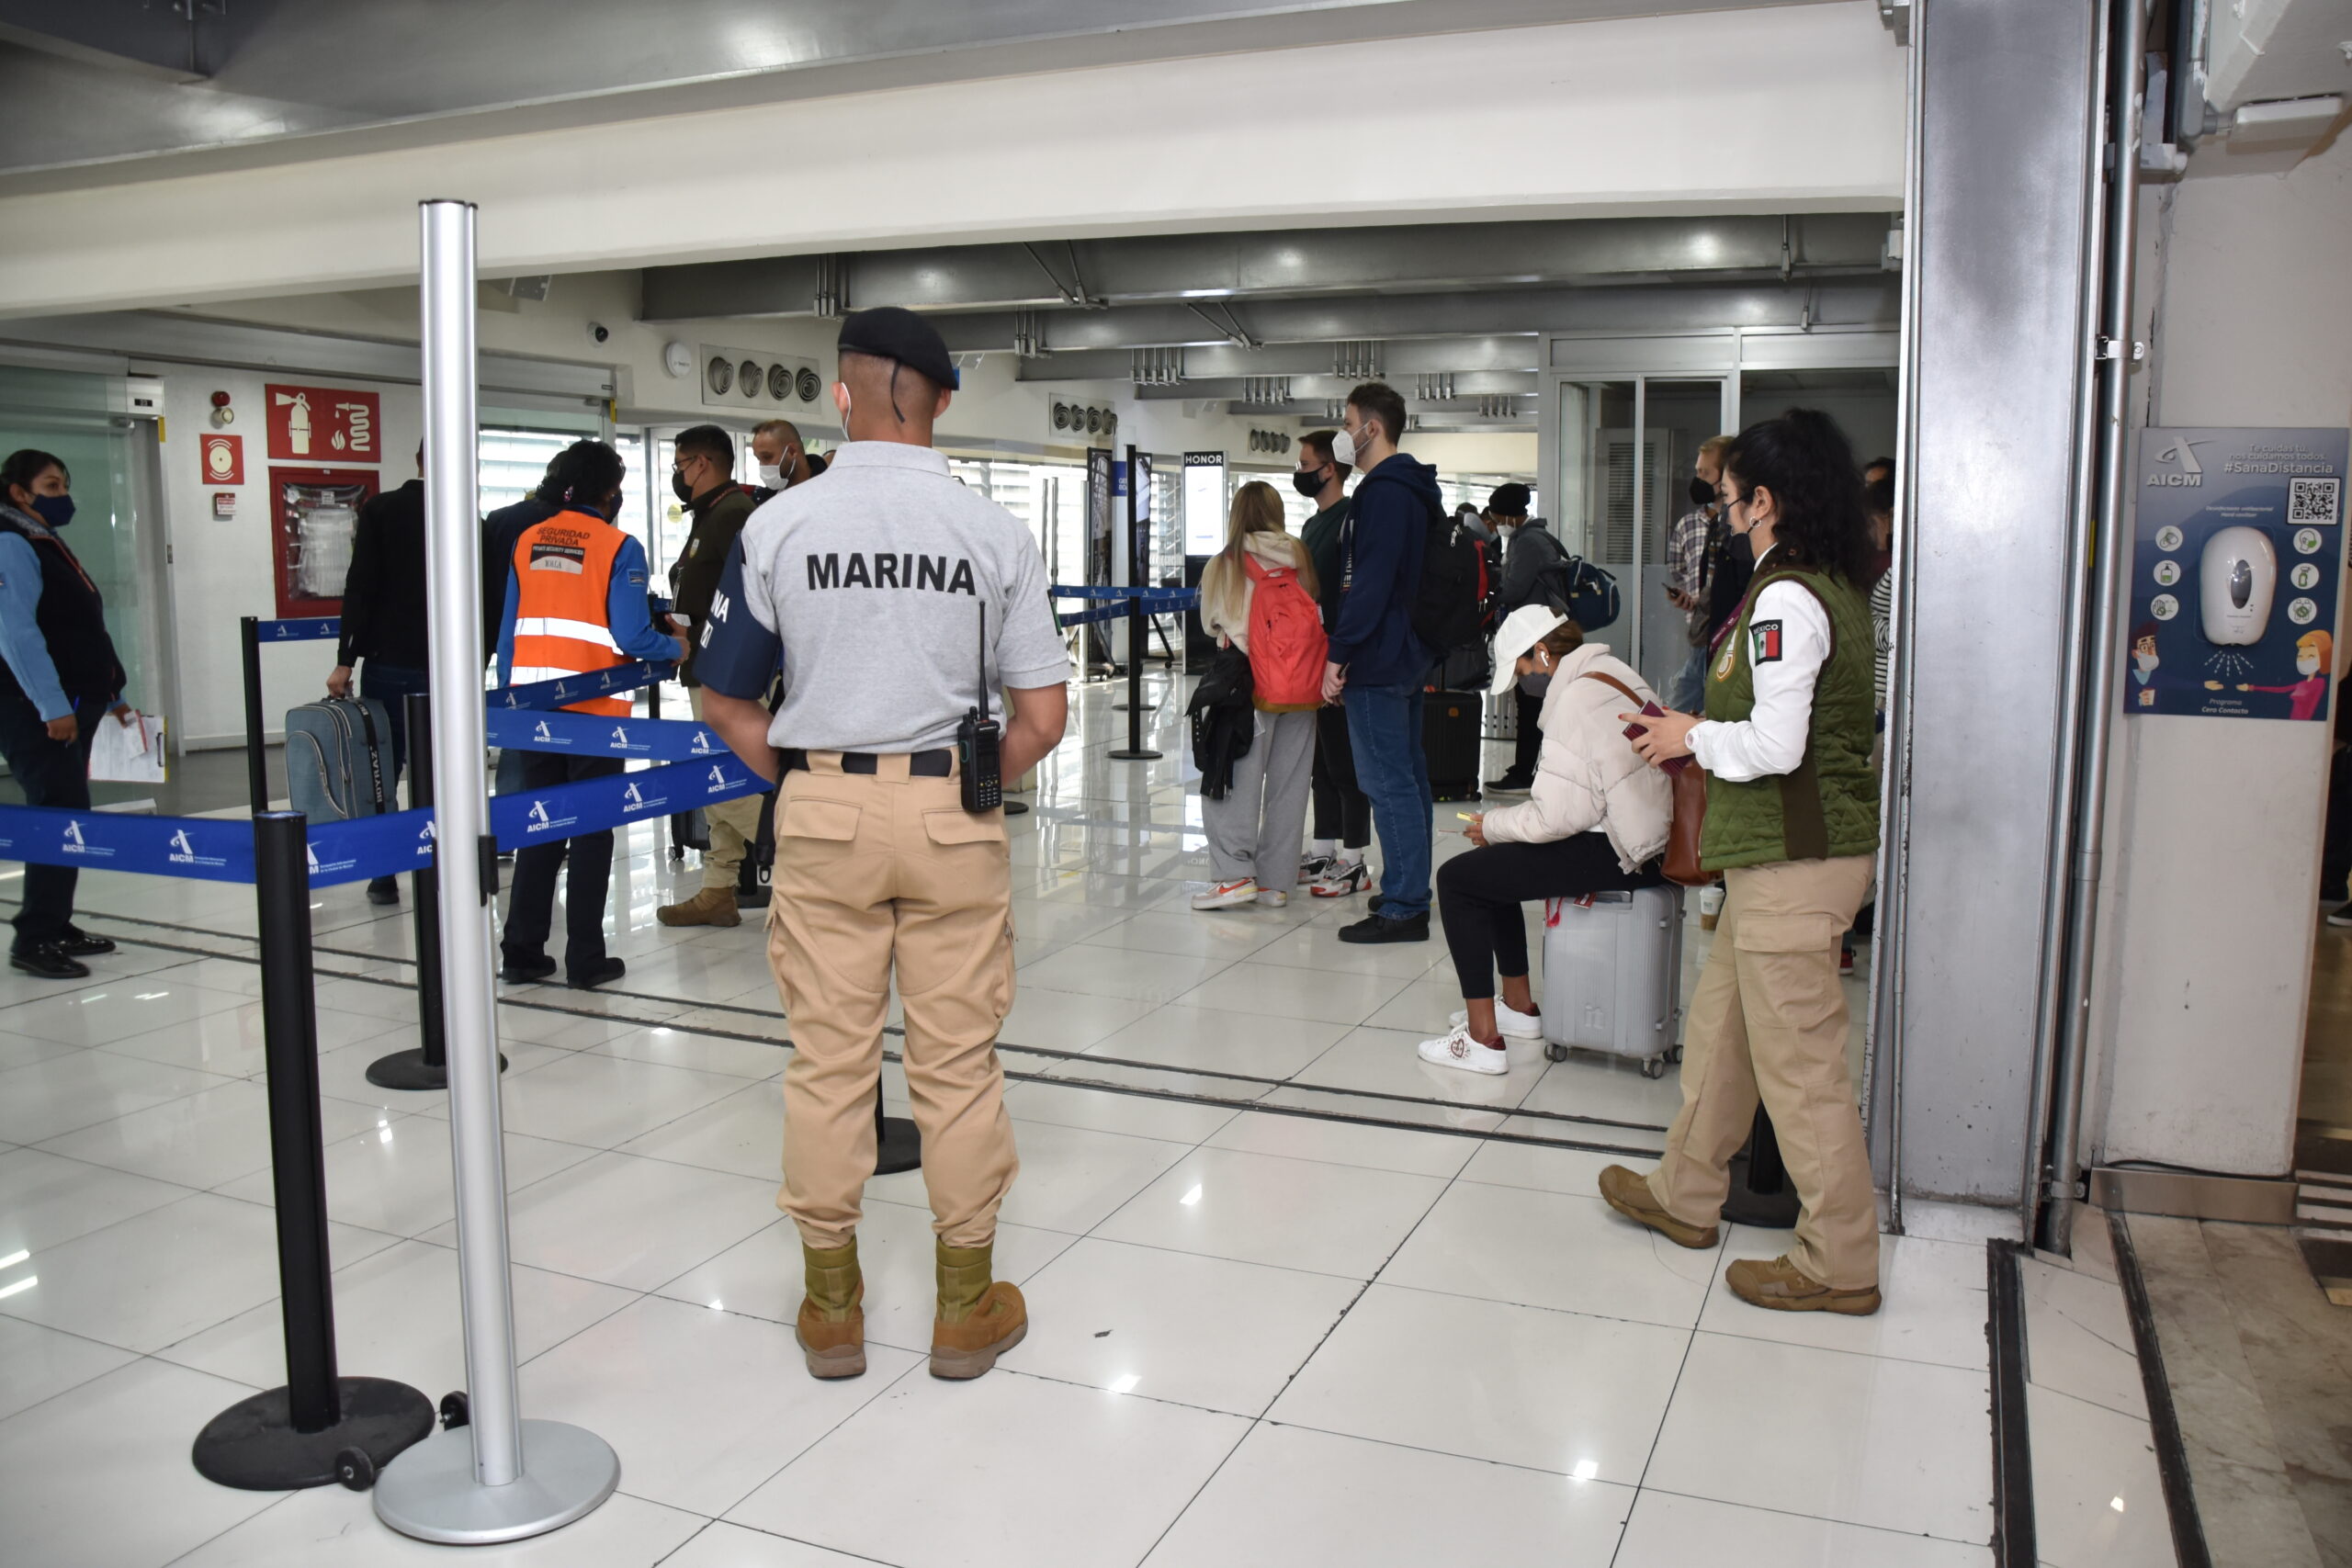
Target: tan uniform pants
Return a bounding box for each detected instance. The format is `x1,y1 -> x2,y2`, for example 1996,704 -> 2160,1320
1649,853 -> 1880,1291
769,753 -> 1020,1250
687,689 -> 770,892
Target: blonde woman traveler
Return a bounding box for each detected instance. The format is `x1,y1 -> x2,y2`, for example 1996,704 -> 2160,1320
1598,408 -> 1885,1316
1193,480 -> 1327,910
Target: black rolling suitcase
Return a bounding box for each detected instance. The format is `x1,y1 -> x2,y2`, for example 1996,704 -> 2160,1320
1424,689 -> 1483,803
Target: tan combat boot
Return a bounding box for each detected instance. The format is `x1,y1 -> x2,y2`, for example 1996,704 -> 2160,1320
930,1240 -> 1027,1381
657,886 -> 741,928
797,1240 -> 865,1379
1598,1165 -> 1721,1249
1725,1254 -> 1882,1315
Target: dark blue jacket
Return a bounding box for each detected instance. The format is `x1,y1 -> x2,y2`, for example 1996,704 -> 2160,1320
481,492 -> 560,657
1327,453 -> 1442,688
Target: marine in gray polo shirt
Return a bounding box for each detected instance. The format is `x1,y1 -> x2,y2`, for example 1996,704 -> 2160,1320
696,442 -> 1069,751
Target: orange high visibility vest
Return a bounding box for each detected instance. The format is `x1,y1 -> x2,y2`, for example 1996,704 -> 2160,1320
509,511 -> 631,716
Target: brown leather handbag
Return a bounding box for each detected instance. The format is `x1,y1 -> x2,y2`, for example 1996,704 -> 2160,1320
1581,670 -> 1709,886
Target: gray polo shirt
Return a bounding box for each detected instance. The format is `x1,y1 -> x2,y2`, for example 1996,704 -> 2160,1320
695,441 -> 1069,752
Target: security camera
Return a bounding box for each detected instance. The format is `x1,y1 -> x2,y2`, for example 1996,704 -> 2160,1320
588,322 -> 611,344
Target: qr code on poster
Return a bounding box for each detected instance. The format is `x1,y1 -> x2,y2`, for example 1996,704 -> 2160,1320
2290,477 -> 2341,525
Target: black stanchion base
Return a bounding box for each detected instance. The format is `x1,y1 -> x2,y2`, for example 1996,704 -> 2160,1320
1107,749 -> 1163,761
364,1048 -> 507,1091
1002,800 -> 1030,817
1719,1148 -> 1802,1229
876,1113 -> 922,1175
192,1377 -> 435,1492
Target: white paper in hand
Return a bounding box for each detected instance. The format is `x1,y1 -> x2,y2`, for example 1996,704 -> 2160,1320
88,710 -> 168,784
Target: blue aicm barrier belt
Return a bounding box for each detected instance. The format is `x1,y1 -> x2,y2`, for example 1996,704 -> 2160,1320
485,706 -> 729,761
1052,583 -> 1198,629
0,803 -> 427,888
488,753 -> 766,852
254,616 -> 341,643
492,659 -> 676,714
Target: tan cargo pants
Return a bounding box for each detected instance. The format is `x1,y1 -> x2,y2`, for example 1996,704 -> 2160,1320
768,753 -> 1020,1250
1649,853 -> 1881,1291
688,688 -> 769,893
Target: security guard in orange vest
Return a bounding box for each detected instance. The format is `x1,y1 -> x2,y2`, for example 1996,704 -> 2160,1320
494,439 -> 686,988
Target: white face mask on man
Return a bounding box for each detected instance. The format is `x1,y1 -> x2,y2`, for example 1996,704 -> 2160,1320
1330,427 -> 1358,468
758,463 -> 787,490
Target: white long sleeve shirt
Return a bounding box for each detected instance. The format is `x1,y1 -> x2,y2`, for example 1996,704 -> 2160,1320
1687,554 -> 1832,783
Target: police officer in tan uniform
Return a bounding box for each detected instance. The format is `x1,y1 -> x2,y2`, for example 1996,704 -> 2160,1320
696,307 -> 1069,1382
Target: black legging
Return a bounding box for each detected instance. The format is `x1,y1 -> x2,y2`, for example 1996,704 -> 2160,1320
1508,686 -> 1542,779
1310,702 -> 1371,850
1438,830 -> 1663,997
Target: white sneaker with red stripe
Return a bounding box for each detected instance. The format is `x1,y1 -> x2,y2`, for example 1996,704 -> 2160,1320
1417,1024 -> 1510,1076
1192,878 -> 1260,911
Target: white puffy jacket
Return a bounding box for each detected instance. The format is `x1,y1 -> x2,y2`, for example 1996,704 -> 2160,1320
1480,641 -> 1675,872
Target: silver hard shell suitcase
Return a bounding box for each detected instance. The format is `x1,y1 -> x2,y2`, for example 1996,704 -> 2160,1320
1539,885 -> 1684,1078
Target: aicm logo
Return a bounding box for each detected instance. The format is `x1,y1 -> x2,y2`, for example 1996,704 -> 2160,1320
689,728 -> 719,755
414,819 -> 435,861
527,799 -> 554,832
621,781 -> 652,814
610,724 -> 649,752
2150,437 -> 2208,489
533,719 -> 557,743
166,827 -> 225,870
706,763 -> 738,791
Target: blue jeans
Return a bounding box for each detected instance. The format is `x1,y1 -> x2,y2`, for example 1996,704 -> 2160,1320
1667,644 -> 1709,715
1344,681 -> 1434,920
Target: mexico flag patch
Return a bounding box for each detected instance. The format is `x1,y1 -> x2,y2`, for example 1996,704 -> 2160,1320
1749,619 -> 1784,664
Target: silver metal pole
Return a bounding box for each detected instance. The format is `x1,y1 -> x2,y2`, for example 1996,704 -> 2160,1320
2022,0 -> 2116,1246
1869,8 -> 1929,1236
376,198 -> 618,1544
2042,0 -> 2148,1257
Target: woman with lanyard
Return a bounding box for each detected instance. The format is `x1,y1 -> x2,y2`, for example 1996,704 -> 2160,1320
1595,409 -> 1885,1316
0,449 -> 130,979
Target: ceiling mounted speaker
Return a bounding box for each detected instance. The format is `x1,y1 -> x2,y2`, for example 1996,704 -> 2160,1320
797,367 -> 821,403
766,364 -> 791,400
707,355 -> 734,395
1087,408 -> 1102,434
739,359 -> 761,398
1053,403 -> 1070,431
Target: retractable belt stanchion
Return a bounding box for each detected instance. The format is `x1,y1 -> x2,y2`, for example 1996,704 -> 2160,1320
1107,443 -> 1161,762
368,692 -> 505,1090
192,813 -> 436,1490
373,196 -> 620,1545
240,616 -> 269,814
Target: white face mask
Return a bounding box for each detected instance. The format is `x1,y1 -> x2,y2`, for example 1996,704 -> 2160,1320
1330,428 -> 1358,468
2300,651 -> 2322,678
757,463 -> 786,491
2133,651 -> 2158,674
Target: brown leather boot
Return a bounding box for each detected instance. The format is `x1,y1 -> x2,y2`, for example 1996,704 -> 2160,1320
797,1240 -> 865,1379
657,886 -> 741,928
930,1240 -> 1026,1381
1599,1165 -> 1721,1249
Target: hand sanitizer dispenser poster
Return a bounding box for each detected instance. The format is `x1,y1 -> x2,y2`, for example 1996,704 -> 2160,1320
2123,426 -> 2348,721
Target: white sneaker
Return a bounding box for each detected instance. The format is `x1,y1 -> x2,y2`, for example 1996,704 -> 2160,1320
1192,878 -> 1260,911
1417,1025 -> 1510,1076
1450,999 -> 1543,1040
1257,888 -> 1289,908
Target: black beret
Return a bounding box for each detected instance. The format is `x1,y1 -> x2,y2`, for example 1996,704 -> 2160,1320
837,305 -> 959,390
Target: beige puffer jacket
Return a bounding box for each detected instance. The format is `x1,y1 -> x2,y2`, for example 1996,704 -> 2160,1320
1481,641 -> 1674,872
1200,529 -> 1316,654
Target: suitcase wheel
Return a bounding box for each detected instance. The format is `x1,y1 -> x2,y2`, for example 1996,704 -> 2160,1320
1544,1043 -> 1568,1063
1668,1043 -> 1683,1065
1641,1055 -> 1668,1080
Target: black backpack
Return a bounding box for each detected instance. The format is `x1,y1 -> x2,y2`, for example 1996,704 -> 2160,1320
1410,501 -> 1486,656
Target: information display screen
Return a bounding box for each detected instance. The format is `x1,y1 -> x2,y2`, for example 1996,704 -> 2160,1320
1182,452 -> 1226,555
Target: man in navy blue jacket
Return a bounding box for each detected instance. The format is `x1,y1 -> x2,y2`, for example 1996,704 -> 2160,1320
1321,382 -> 1443,943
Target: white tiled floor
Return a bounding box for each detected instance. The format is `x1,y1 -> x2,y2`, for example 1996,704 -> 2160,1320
0,680 -> 1996,1565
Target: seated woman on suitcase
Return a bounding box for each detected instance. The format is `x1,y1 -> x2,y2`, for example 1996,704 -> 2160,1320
1417,604 -> 1673,1076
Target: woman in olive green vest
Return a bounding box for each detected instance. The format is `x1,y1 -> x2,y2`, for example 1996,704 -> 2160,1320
1595,409 -> 1886,1316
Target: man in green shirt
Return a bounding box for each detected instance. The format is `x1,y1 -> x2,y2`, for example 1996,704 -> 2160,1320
1294,430 -> 1372,897
659,423 -> 763,928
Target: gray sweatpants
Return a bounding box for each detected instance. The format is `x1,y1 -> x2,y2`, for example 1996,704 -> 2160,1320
1204,709 -> 1317,895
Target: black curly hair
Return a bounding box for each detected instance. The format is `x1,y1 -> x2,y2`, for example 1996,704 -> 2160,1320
1722,408 -> 1873,585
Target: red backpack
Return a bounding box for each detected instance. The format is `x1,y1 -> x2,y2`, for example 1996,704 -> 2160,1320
1244,553 -> 1329,712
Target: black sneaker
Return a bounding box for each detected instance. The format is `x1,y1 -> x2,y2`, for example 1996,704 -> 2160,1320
366,876 -> 400,907
10,942 -> 91,979
501,954 -> 558,983
57,925 -> 116,957
567,956 -> 627,990
1338,911 -> 1430,944
1485,773 -> 1533,795
2329,904 -> 2352,930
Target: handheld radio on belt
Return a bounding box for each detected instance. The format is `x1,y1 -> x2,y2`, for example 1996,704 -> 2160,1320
958,604 -> 1002,812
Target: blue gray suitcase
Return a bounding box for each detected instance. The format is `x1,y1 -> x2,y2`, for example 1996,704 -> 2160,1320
285,696 -> 393,822
1539,884 -> 1684,1078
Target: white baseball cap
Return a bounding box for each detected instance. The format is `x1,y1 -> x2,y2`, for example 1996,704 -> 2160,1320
1487,604 -> 1570,695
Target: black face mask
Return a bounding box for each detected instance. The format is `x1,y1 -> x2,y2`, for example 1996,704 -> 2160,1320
1293,468 -> 1328,499
1689,476 -> 1717,508
672,468 -> 696,505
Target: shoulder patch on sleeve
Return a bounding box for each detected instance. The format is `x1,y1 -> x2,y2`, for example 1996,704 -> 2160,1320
1749,619 -> 1783,664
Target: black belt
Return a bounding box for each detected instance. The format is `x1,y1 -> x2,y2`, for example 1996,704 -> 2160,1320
779,748 -> 954,777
